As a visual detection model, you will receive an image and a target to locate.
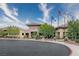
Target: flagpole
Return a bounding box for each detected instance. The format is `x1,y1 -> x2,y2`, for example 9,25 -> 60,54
57,11 -> 60,27
58,14 -> 59,27
51,17 -> 52,26
57,11 -> 59,39
57,10 -> 61,27
64,13 -> 65,39
51,16 -> 54,26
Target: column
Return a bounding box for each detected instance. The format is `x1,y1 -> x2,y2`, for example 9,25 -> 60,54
29,32 -> 31,39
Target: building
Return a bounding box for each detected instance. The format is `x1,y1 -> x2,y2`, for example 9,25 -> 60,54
55,24 -> 67,39
19,23 -> 68,39
0,23 -> 68,39
19,23 -> 41,39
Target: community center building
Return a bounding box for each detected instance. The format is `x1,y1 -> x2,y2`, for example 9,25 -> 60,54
19,23 -> 68,39
0,23 -> 68,39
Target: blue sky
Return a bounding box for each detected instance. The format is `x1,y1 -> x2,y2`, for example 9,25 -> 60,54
0,3 -> 79,29
7,3 -> 64,22
8,3 -> 42,22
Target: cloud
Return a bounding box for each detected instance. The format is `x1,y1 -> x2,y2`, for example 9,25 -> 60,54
52,4 -> 79,27
63,3 -> 79,20
38,3 -> 69,27
25,18 -> 42,24
11,8 -> 18,16
51,17 -> 65,27
51,3 -> 79,27
25,19 -> 31,24
0,3 -> 20,23
0,3 -> 29,30
0,15 -> 29,30
38,3 -> 53,24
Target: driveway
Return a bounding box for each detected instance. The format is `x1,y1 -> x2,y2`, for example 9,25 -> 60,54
0,40 -> 71,56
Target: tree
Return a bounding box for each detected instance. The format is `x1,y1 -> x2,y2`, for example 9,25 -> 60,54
7,26 -> 20,35
39,23 -> 55,39
0,29 -> 8,37
0,26 -> 20,37
67,20 -> 79,40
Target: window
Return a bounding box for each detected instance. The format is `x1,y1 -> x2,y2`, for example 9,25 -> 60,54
58,32 -> 60,35
22,33 -> 24,35
63,32 -> 65,38
57,32 -> 60,39
26,33 -> 29,35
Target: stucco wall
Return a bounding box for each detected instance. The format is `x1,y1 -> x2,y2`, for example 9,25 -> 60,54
19,26 -> 39,38
56,28 -> 67,39
19,30 -> 25,38
19,25 -> 68,39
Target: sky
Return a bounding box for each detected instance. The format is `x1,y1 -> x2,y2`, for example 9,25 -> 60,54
0,3 -> 79,30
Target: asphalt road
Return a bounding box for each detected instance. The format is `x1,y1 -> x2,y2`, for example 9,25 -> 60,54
0,40 -> 71,56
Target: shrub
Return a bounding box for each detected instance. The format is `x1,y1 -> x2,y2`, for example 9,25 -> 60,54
39,23 -> 55,39
67,20 -> 79,40
35,34 -> 42,40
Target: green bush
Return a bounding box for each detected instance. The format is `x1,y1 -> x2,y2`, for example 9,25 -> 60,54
67,20 -> 79,40
39,23 -> 55,39
7,26 -> 20,35
35,34 -> 42,40
31,32 -> 37,38
0,26 -> 20,36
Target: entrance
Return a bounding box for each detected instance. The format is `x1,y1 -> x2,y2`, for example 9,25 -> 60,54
57,32 -> 60,39
25,33 -> 29,38
31,32 -> 37,38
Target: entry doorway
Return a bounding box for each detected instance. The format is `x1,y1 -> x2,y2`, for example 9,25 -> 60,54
57,32 -> 60,39
25,33 -> 29,38
31,32 -> 37,38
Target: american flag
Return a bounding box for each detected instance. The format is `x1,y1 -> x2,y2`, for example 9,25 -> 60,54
58,10 -> 62,16
50,16 -> 56,25
51,16 -> 56,21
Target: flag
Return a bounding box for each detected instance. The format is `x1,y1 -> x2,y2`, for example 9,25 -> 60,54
50,16 -> 56,25
51,16 -> 54,19
58,10 -> 62,16
51,16 -> 56,22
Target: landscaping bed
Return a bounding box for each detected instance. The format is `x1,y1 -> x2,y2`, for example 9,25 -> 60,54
64,39 -> 79,46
